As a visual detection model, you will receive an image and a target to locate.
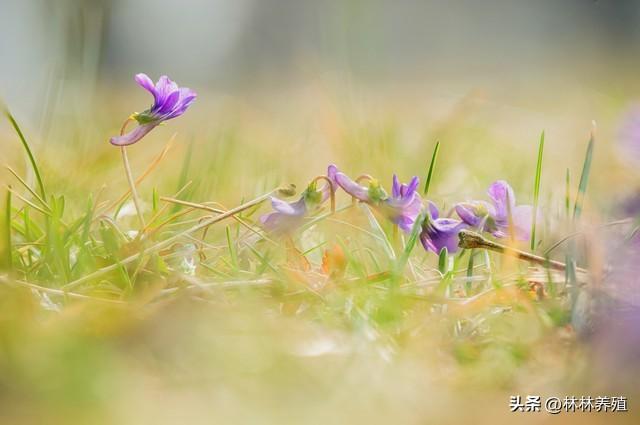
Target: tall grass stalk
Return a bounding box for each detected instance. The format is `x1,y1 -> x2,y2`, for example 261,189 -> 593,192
5,110 -> 46,199
423,141 -> 440,195
530,131 -> 544,251
4,188 -> 12,271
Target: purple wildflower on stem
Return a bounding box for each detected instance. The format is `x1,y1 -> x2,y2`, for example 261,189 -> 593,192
455,180 -> 533,241
109,73 -> 196,230
260,165 -> 337,235
260,196 -> 308,235
110,74 -> 197,147
386,174 -> 423,232
334,170 -> 422,233
420,201 -> 467,254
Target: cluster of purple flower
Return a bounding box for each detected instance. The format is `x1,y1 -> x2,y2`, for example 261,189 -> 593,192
261,166 -> 533,254
109,73 -> 533,254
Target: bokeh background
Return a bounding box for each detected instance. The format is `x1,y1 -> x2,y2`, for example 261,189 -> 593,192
1,1 -> 640,424
1,0 -> 639,212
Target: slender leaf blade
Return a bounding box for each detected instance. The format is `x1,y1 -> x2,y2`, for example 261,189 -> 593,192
5,109 -> 46,199
423,141 -> 441,195
530,130 -> 544,250
573,132 -> 594,221
4,187 -> 12,271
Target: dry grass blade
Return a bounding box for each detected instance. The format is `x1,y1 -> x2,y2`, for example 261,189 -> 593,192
160,196 -> 276,245
0,274 -> 127,305
4,165 -> 51,211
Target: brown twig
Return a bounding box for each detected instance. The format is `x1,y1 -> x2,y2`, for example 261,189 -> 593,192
458,229 -> 586,273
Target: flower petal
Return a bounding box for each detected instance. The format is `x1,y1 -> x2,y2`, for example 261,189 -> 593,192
154,75 -> 179,106
427,219 -> 466,253
488,180 -> 516,219
327,164 -> 338,183
261,197 -> 307,234
420,233 -> 438,253
270,197 -> 306,216
109,123 -> 157,146
405,176 -> 419,196
510,204 -> 533,241
260,211 -> 305,234
426,200 -> 440,220
455,201 -> 495,228
157,90 -> 181,115
135,73 -> 157,96
321,164 -> 339,202
386,194 -> 423,233
335,172 -> 370,202
455,202 -> 480,226
392,174 -> 401,198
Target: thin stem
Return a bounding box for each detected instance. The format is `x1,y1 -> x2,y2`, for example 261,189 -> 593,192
118,117 -> 145,228
310,175 -> 335,213
101,135 -> 175,215
121,146 -> 146,228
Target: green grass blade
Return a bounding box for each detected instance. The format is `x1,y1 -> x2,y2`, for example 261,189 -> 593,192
4,187 -> 12,271
5,165 -> 50,210
573,131 -> 594,221
5,109 -> 46,199
565,168 -> 571,220
360,204 -> 396,260
466,249 -> 475,293
423,141 -> 440,195
530,131 -> 544,251
394,212 -> 425,275
438,247 -> 448,274
152,187 -> 159,213
568,129 -> 594,311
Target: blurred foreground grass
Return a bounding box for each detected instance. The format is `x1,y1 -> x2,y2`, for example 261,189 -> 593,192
0,82 -> 639,424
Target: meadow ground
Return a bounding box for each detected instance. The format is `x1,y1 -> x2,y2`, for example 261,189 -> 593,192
0,79 -> 639,424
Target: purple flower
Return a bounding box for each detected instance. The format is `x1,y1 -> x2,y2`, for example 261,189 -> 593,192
455,180 -> 532,241
334,171 -> 422,232
385,175 -> 423,232
110,73 -> 197,146
618,104 -> 640,163
420,201 -> 467,254
260,165 -> 337,234
260,196 -> 308,235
